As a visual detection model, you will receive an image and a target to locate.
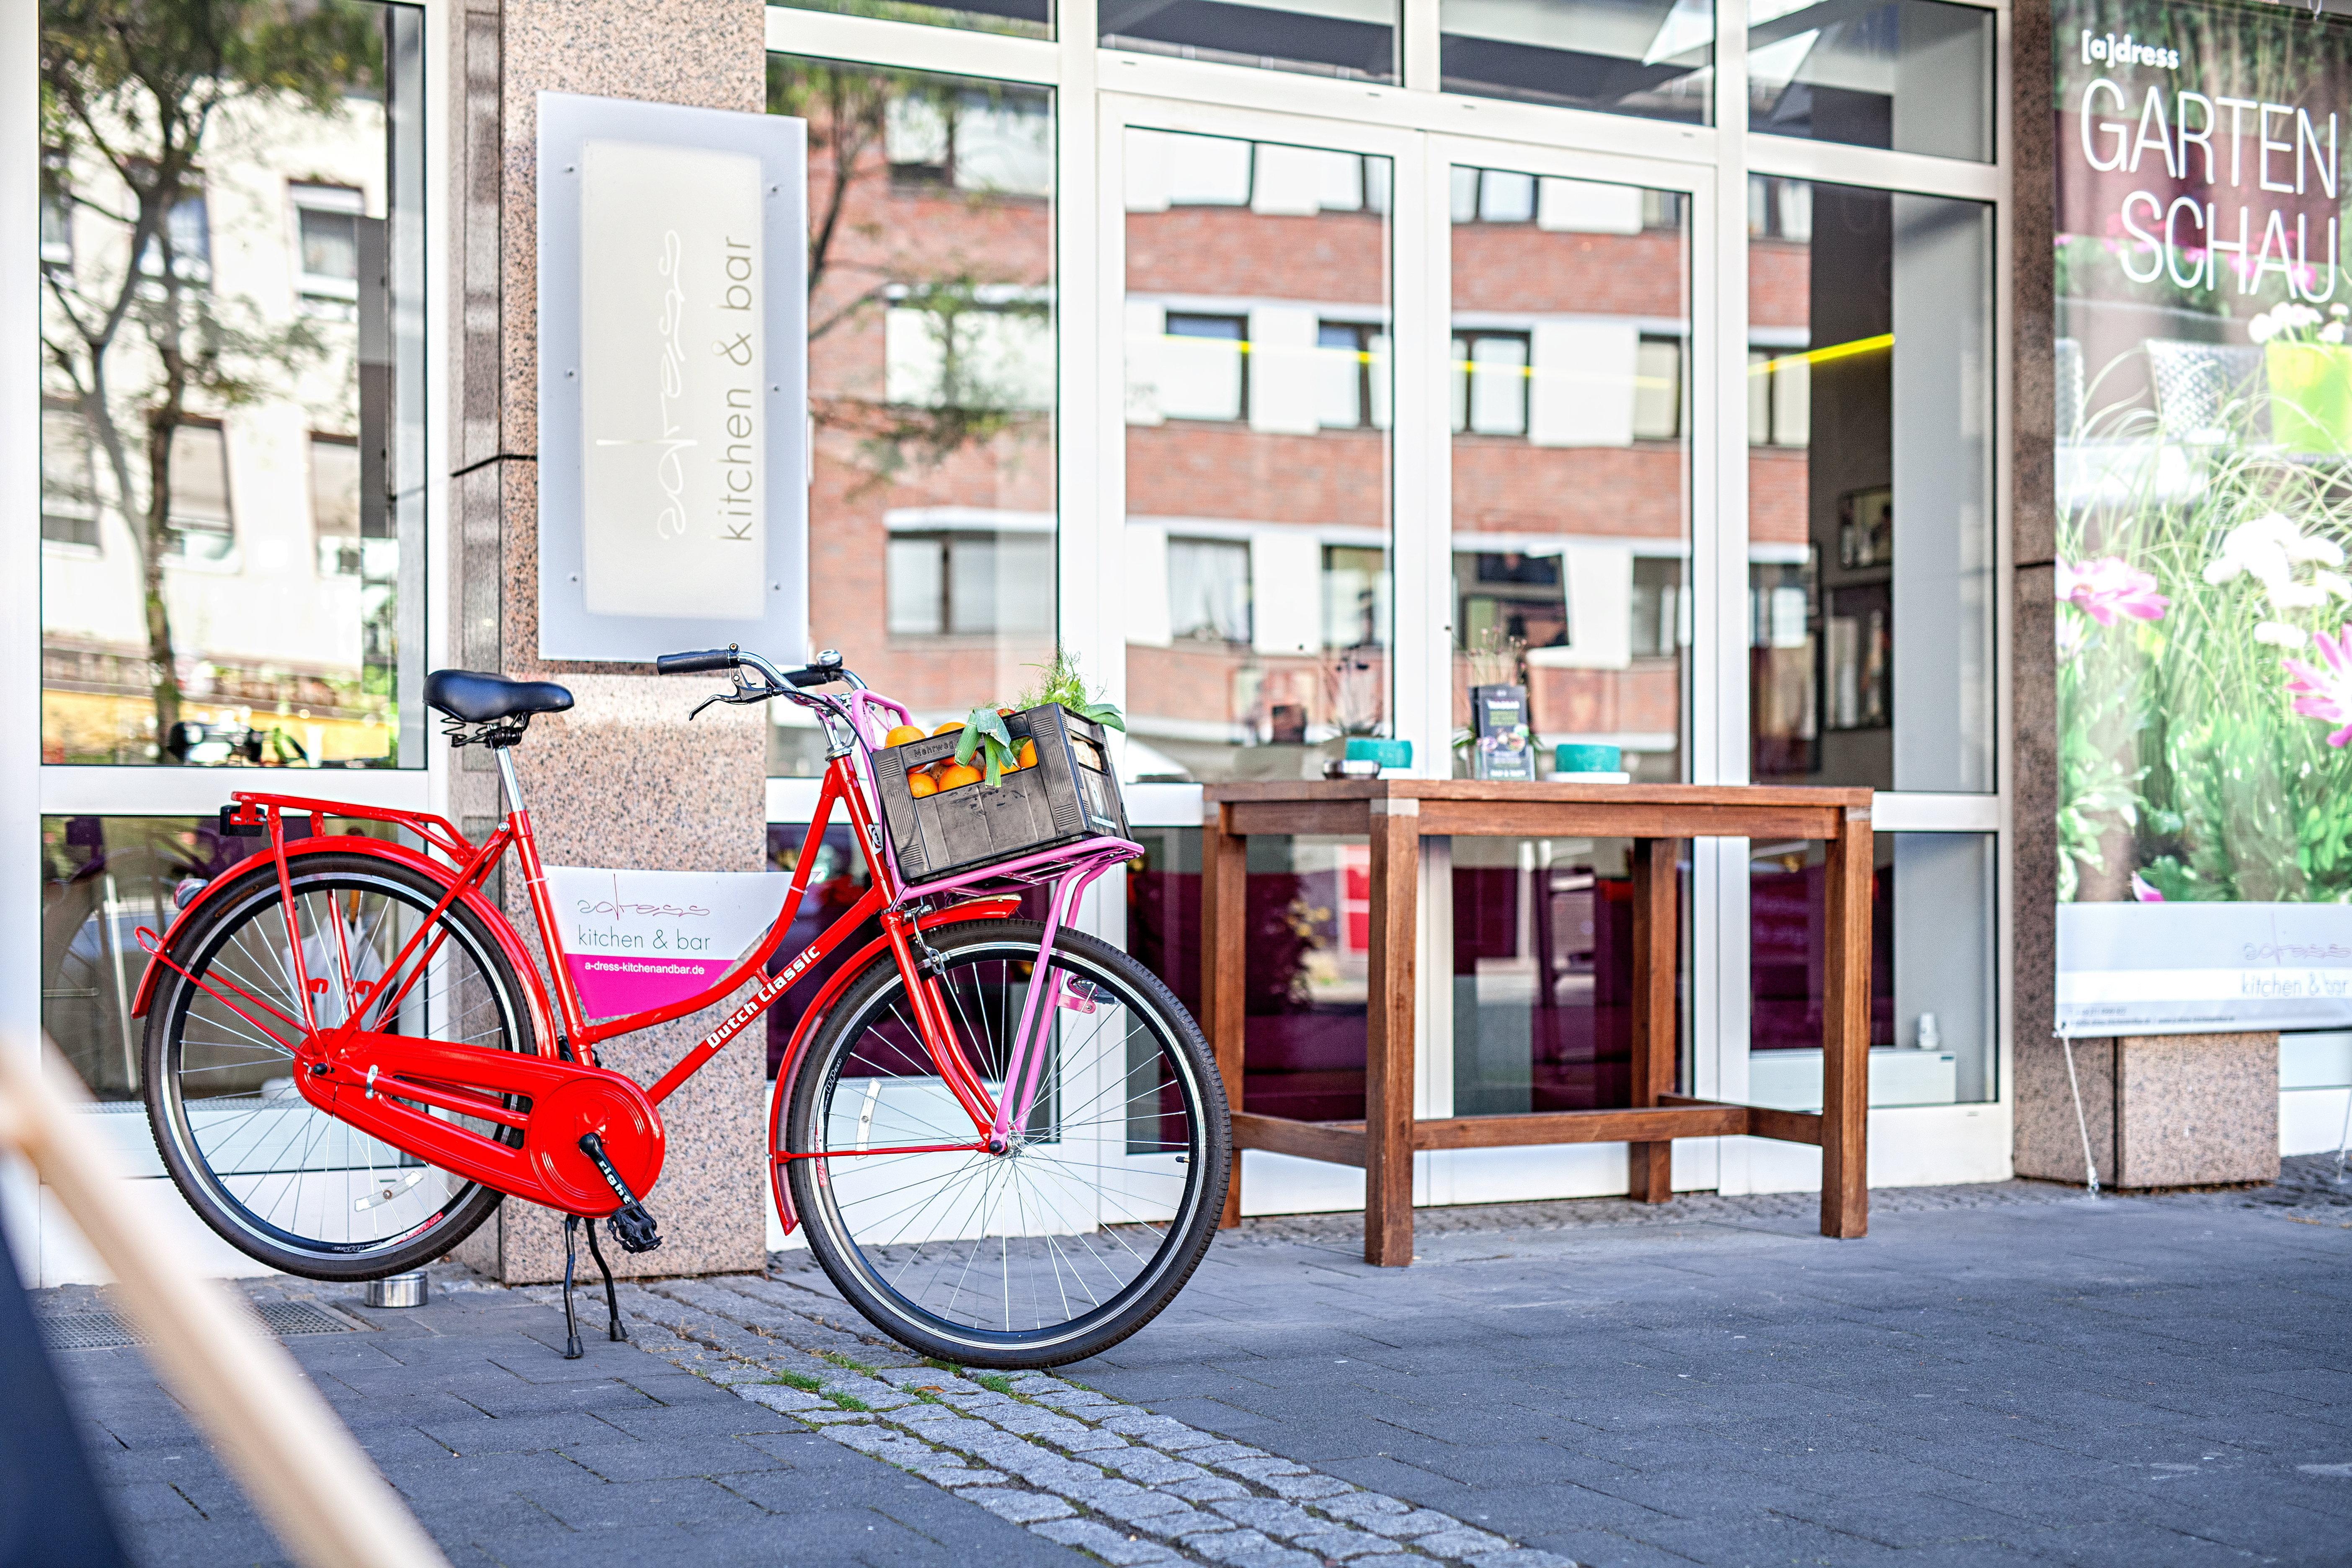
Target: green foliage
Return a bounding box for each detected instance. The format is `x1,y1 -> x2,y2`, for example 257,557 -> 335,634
770,1369 -> 826,1392
947,648 -> 1125,789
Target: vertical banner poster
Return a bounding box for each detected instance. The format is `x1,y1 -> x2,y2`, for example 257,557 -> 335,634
2055,0 -> 2352,1032
537,94 -> 809,662
544,867 -> 793,1020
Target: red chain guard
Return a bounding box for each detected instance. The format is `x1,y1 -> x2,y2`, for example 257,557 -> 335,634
296,1032 -> 665,1218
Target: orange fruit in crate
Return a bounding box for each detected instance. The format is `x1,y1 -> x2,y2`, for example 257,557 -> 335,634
931,721 -> 965,737
908,770 -> 939,798
937,762 -> 984,790
1017,740 -> 1037,769
883,724 -> 927,749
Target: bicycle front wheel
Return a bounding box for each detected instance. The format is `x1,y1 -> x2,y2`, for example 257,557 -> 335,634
784,921 -> 1230,1367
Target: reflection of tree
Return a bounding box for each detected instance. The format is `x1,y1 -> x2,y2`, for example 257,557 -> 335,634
768,55 -> 1050,487
39,0 -> 378,747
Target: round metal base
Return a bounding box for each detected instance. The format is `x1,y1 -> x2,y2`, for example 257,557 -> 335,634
364,1271 -> 429,1309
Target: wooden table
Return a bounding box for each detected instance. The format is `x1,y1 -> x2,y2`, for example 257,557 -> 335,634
1199,779 -> 1875,1264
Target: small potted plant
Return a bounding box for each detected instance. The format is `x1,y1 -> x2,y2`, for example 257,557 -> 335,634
2254,302 -> 2352,454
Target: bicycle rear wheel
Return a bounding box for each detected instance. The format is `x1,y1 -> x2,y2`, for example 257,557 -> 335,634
784,921 -> 1229,1367
143,852 -> 529,1279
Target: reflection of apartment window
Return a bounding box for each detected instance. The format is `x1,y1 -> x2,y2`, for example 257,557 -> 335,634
311,433 -> 363,577
1631,557 -> 1687,658
1748,348 -> 1811,446
1455,552 -> 1569,652
1316,322 -> 1390,429
41,404 -> 100,549
1325,546 -> 1388,650
884,293 -> 1054,412
163,421 -> 234,562
886,531 -> 1054,637
1450,166 -> 1537,224
291,184 -> 364,304
1452,331 -> 1529,436
1748,175 -> 1812,242
1632,336 -> 1682,441
137,183 -> 212,283
1160,314 -> 1247,421
1641,188 -> 1684,230
887,88 -> 1052,199
1168,537 -> 1251,643
40,150 -> 72,271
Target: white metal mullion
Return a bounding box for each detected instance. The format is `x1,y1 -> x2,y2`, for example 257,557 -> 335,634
1746,135 -> 1998,203
1991,0 -> 2016,1148
1095,93 -> 1131,776
764,8 -> 1060,84
1395,131 -> 1444,787
1400,0 -> 1441,93
3,0 -> 45,1278
1707,0 -> 1755,1190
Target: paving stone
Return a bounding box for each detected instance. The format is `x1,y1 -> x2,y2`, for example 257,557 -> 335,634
1161,1475 -> 1255,1502
1208,1496 -> 1324,1538
964,1431 -> 1114,1491
1178,1527 -> 1321,1568
967,1486 -> 1078,1524
732,1381 -> 825,1413
1034,1517 -> 1186,1565
798,1408 -> 873,1426
821,1424 -> 941,1466
1290,1529 -> 1410,1559
915,1462 -> 1008,1487
819,1373 -> 917,1410
1318,1494 -> 1414,1524
1257,1472 -> 1359,1501
1348,1508 -> 1463,1540
1095,1447 -> 1215,1486
1462,1551 -> 1578,1568
1411,1526 -> 1514,1556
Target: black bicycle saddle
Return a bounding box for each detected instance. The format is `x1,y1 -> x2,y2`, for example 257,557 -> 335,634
423,669 -> 575,724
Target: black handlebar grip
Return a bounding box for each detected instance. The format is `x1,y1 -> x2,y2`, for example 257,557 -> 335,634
655,649 -> 739,675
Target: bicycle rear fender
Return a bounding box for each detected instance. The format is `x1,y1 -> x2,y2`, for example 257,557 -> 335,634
129,836 -> 560,1058
766,897 -> 1019,1235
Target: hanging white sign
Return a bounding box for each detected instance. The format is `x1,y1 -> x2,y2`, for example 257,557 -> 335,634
544,866 -> 792,1020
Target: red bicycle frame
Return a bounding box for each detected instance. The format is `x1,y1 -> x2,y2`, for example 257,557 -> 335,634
134,688 -> 1141,1229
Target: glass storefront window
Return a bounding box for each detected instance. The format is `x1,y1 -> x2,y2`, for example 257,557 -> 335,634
771,0 -> 1051,39
39,815 -> 397,1101
1124,129 -> 1393,783
1446,835 -> 1688,1115
1441,0 -> 1713,124
1104,0 -> 1396,82
770,59 -> 1057,773
1749,831 -> 1995,1106
1451,166 -> 1690,782
1127,828 -> 1372,1120
1748,0 -> 1992,161
39,1 -> 426,767
1746,179 -> 1994,792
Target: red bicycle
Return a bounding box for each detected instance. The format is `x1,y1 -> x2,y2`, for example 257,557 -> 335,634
131,647 -> 1230,1367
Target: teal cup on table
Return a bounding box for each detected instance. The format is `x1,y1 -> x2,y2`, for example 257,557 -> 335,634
1555,743 -> 1622,775
1345,738 -> 1413,771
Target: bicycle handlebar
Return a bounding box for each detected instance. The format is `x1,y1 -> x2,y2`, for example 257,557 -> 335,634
655,649 -> 738,675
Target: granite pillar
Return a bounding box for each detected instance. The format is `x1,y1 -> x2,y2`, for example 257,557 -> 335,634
446,0 -> 772,1283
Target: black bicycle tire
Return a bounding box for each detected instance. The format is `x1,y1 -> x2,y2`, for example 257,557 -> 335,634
142,852 -> 528,1281
785,921 -> 1230,1368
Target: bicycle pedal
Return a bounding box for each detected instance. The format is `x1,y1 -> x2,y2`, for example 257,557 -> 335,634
607,1202 -> 663,1254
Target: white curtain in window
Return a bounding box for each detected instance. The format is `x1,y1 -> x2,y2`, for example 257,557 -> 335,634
1127,523 -> 1173,647
1251,532 -> 1320,654
1168,536 -> 1251,642
1248,305 -> 1320,435
1158,321 -> 1246,422
954,96 -> 1052,197
888,538 -> 945,635
1536,178 -> 1643,235
1530,320 -> 1638,447
1467,336 -> 1529,436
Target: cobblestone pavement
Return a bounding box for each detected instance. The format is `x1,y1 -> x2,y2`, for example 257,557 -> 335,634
39,1161 -> 2352,1567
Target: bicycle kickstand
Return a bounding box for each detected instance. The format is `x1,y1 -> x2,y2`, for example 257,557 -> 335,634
560,1215 -> 585,1360
583,1212 -> 629,1343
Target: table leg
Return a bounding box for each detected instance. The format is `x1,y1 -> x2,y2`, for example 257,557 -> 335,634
1202,805 -> 1248,1230
1364,801 -> 1420,1266
1628,837 -> 1679,1203
1821,804 -> 1872,1238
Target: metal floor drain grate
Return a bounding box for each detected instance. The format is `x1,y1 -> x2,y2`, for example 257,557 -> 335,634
41,1300 -> 361,1351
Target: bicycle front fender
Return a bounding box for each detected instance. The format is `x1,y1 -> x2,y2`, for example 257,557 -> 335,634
765,896 -> 1019,1235
130,836 -> 561,1061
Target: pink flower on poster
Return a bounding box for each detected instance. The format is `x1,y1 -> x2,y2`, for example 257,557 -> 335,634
2282,626 -> 2352,747
2056,557 -> 2169,627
